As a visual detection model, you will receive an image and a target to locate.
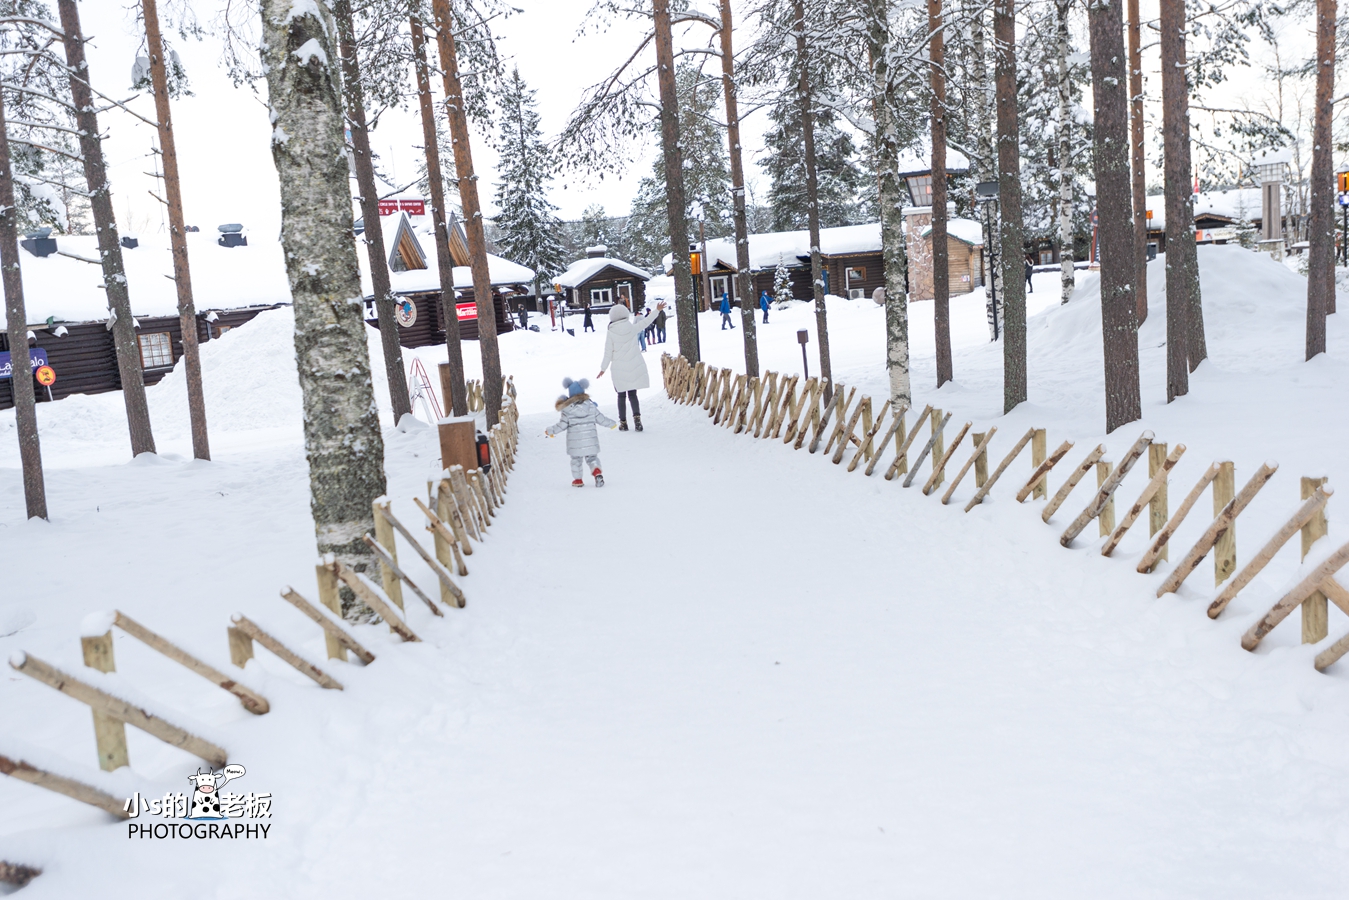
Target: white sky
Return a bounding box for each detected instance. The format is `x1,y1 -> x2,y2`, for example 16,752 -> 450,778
79,1 -> 1317,244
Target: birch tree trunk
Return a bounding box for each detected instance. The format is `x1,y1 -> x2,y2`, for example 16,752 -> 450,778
432,0 -> 503,426
1306,0 -> 1337,359
1055,0 -> 1075,305
334,0 -> 411,423
866,0 -> 910,410
260,0 -> 386,616
719,0 -> 758,376
410,15 -> 468,417
142,0 -> 208,460
654,0 -> 699,363
970,4 -> 1000,337
930,0 -> 952,387
0,89 -> 45,519
1089,0 -> 1142,430
58,0 -> 155,457
995,0 -> 1026,412
794,0 -> 833,400
1128,0 -> 1148,324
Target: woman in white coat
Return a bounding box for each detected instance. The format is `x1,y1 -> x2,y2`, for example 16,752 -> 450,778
597,299 -> 665,431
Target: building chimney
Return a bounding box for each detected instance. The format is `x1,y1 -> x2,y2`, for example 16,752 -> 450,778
585,245 -> 607,259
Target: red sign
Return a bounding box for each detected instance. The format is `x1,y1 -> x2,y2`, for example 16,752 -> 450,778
35,365 -> 55,386
399,199 -> 426,216
455,303 -> 478,320
377,199 -> 400,216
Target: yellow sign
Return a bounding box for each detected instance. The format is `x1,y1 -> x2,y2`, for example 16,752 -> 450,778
35,365 -> 55,386
690,253 -> 702,276
1339,171 -> 1349,193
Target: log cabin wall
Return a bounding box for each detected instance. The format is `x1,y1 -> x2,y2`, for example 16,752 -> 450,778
566,266 -> 649,310
372,288 -> 515,349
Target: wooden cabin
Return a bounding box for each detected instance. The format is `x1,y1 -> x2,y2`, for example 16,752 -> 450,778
0,229 -> 286,412
357,211 -> 531,346
554,247 -> 651,310
686,223 -> 887,304
907,214 -> 985,302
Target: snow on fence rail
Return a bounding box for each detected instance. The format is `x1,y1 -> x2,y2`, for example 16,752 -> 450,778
0,380 -> 522,844
661,353 -> 1349,672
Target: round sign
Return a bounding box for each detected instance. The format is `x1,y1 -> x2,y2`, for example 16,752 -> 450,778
34,365 -> 55,386
395,299 -> 417,328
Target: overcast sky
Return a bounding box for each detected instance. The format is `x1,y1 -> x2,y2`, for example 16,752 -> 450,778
80,1 -> 1311,245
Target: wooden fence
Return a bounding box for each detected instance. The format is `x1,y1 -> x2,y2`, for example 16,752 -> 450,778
0,380 -> 521,849
661,354 -> 1345,668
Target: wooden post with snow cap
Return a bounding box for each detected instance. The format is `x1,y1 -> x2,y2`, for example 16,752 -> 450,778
1040,445 -> 1106,523
314,560 -> 346,660
229,615 -> 344,690
885,405 -> 932,481
1302,476 -> 1330,643
1207,484 -> 1333,619
1242,540 -> 1349,651
79,620 -> 127,771
923,421 -> 970,495
963,427 -> 1036,511
332,561 -> 421,642
280,588 -> 375,664
1057,432 -> 1152,546
1102,443 -> 1186,557
1157,462 -> 1279,596
848,400 -> 892,472
112,611 -> 270,714
1030,428 -> 1047,499
10,652 -> 228,766
0,752 -> 131,818
941,427 -> 997,505
1137,462 -> 1221,574
973,433 -> 989,487
371,498 -> 403,611
1016,439 -> 1074,503
1213,462 -> 1237,585
903,411 -> 952,489
1096,462 -> 1116,536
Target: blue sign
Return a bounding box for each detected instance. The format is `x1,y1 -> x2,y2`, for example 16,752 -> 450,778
0,348 -> 49,380
1338,192 -> 1349,208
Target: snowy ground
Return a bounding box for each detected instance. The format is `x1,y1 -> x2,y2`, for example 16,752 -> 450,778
2,246 -> 1348,897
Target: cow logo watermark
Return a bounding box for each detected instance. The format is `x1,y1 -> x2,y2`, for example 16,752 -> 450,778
124,764 -> 273,840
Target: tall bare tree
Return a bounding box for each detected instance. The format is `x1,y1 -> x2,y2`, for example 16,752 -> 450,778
1127,0 -> 1148,325
1159,0 -> 1197,399
260,0 -> 386,613
333,0 -> 411,423
58,0 -> 155,456
432,0 -> 503,425
653,0 -> 699,363
1306,0 -> 1336,359
1054,0 -> 1075,305
995,0 -> 1026,412
793,0 -> 833,398
141,0 -> 208,459
0,86 -> 44,519
409,14 -> 468,417
1089,0 -> 1141,430
718,0 -> 759,375
930,0 -> 952,387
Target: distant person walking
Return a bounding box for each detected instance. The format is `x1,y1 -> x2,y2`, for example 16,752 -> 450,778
517,302 -> 528,329
720,292 -> 735,329
654,307 -> 667,343
598,300 -> 665,431
583,305 -> 594,332
1025,257 -> 1034,293
759,289 -> 770,323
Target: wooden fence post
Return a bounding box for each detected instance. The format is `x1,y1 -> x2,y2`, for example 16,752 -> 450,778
1031,428 -> 1047,499
1058,433 -> 1153,546
1303,475 -> 1330,643
362,535 -> 446,616
1096,461 -> 1116,536
332,562 -> 421,642
1102,444 -> 1186,557
962,427 -> 1036,511
1157,462 -> 1278,596
1148,443 -> 1170,562
112,611 -> 270,714
387,501 -> 468,604
941,427 -> 997,505
831,395 -> 868,464
923,421 -> 970,495
80,630 -> 128,772
1016,439 -> 1074,502
1137,462 -> 1221,574
280,588 -> 376,664
884,405 -> 932,481
973,433 -> 989,487
1040,444 -> 1106,522
1242,540 -> 1349,650
371,499 -> 403,611
847,400 -> 892,472
230,615 -> 344,689
227,626 -> 254,667
436,480 -> 472,562
902,412 -> 952,488
1213,461 -> 1236,585
315,561 -> 346,661
863,404 -> 907,477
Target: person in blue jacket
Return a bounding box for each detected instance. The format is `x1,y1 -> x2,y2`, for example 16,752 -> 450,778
759,289 -> 771,323
720,292 -> 734,329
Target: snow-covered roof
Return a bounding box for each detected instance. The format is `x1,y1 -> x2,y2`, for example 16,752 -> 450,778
554,256 -> 651,288
1251,147 -> 1293,168
895,140 -> 971,177
1144,188 -> 1263,231
674,223 -> 884,273
357,214 -> 536,295
2,231 -> 291,326
919,217 -> 985,246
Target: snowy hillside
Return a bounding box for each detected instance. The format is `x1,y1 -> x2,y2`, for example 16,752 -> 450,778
2,244 -> 1348,897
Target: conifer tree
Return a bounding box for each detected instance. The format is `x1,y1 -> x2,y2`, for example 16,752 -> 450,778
492,67 -> 567,298
762,100 -> 863,232
772,257 -> 794,304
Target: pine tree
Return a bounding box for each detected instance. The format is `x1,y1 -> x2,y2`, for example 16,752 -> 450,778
762,99 -> 863,232
772,256 -> 794,304
492,67 -> 567,296
579,203 -> 613,249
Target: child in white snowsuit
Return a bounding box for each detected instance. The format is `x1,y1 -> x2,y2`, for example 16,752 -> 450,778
545,377 -> 617,487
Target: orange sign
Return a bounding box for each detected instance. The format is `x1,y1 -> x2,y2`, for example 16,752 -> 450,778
1339,171 -> 1349,193
34,365 -> 55,386
1145,210 -> 1153,220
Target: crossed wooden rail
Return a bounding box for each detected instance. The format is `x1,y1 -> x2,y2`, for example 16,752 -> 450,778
662,353 -> 1345,672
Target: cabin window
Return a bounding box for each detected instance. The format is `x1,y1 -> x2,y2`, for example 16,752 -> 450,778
1039,250 -> 1054,265
616,282 -> 632,303
846,266 -> 865,283
214,325 -> 234,339
906,175 -> 933,206
709,274 -> 730,300
590,287 -> 613,306
138,332 -> 174,368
